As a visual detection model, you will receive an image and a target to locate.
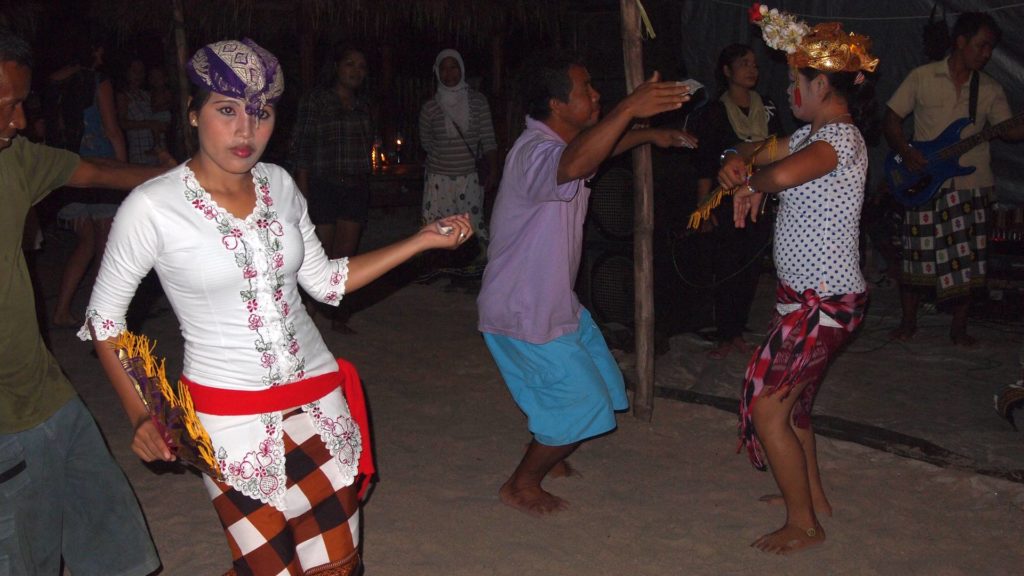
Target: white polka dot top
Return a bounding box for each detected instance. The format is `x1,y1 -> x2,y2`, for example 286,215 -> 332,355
774,122 -> 867,296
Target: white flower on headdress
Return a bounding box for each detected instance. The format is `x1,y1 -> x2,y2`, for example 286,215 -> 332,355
750,3 -> 810,55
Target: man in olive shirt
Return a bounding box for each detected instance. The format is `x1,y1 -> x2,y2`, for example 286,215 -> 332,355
1,29 -> 171,575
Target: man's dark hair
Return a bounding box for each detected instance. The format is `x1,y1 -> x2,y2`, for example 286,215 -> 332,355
318,42 -> 365,89
519,51 -> 584,121
951,11 -> 1001,48
0,26 -> 33,68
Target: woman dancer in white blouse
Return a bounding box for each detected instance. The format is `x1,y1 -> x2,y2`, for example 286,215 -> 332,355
81,39 -> 471,575
719,15 -> 877,555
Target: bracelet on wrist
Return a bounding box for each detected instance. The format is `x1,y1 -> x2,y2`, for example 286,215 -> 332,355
719,148 -> 739,165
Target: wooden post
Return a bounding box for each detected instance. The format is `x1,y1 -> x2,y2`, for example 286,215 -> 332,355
620,0 -> 655,422
172,0 -> 192,156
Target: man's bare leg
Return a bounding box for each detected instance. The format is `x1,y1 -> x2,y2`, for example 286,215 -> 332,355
750,384 -> 825,554
500,440 -> 579,516
760,422 -> 832,517
889,286 -> 920,341
53,217 -> 96,327
949,298 -> 977,347
314,223 -> 336,257
332,219 -> 363,260
522,443 -> 578,478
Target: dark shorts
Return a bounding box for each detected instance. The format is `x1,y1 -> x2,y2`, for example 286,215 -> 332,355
307,175 -> 370,226
0,397 -> 161,575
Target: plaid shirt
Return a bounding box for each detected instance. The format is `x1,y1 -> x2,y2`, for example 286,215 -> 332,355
291,88 -> 374,178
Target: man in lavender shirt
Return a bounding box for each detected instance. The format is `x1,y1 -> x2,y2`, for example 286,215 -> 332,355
477,51 -> 697,516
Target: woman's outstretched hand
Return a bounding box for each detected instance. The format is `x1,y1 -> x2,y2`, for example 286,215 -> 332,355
420,212 -> 474,250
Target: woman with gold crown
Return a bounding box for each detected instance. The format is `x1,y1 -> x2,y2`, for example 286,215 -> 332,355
79,39 -> 472,574
718,4 -> 879,554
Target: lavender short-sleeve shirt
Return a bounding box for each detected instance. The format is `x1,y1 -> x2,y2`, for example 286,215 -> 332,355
477,117 -> 590,344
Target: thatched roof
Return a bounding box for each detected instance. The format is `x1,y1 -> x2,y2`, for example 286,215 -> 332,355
91,0 -> 569,49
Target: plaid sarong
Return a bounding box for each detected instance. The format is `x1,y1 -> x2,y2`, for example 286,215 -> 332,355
205,410 -> 361,576
738,282 -> 867,470
901,186 -> 990,302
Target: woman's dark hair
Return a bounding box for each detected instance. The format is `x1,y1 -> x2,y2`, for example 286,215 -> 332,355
317,42 -> 364,89
186,84 -> 211,148
951,11 -> 1001,48
715,43 -> 753,93
798,67 -> 878,138
518,50 -> 584,121
187,85 -> 212,117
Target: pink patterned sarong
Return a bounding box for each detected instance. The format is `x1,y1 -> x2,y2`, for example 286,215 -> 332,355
738,282 -> 867,470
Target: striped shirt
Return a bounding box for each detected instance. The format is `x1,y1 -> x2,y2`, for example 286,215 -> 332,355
291,88 -> 374,178
419,90 -> 497,176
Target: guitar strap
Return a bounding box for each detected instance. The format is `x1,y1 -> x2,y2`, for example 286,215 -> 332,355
969,71 -> 979,124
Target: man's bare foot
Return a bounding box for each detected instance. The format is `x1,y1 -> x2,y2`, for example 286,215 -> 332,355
499,481 -> 568,517
950,332 -> 978,348
729,336 -> 752,354
521,444 -> 579,478
757,494 -> 832,517
751,523 -> 825,554
889,325 -> 916,341
707,341 -> 733,360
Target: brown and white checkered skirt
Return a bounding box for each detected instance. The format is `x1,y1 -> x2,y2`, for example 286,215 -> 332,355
901,186 -> 990,302
205,410 -> 361,576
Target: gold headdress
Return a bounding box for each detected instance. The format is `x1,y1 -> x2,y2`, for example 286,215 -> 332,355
750,4 -> 879,73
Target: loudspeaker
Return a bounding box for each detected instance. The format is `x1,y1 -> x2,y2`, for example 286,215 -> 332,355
581,245 -> 635,328
587,166 -> 634,242
577,165 -> 716,343
580,166 -> 635,330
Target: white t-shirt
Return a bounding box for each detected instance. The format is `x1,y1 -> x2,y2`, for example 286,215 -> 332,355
773,122 -> 867,297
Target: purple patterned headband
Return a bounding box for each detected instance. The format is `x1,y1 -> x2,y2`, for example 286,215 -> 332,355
187,38 -> 284,116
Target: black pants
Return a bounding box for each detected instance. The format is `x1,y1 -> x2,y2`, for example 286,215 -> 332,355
710,199 -> 772,340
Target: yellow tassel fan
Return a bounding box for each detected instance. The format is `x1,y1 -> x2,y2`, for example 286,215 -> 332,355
114,331 -> 222,480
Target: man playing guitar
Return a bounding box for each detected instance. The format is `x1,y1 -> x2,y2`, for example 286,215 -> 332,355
883,12 -> 1024,346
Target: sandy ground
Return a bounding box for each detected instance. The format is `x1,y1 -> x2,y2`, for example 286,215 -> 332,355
37,207 -> 1024,575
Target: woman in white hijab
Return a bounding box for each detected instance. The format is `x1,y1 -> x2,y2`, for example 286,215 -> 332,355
419,49 -> 498,274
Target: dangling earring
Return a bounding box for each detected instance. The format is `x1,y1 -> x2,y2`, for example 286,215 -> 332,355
793,86 -> 802,107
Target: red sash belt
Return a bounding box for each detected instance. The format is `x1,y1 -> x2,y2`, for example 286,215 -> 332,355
182,359 -> 375,496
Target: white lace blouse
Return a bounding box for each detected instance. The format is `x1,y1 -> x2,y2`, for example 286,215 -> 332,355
79,162 -> 361,509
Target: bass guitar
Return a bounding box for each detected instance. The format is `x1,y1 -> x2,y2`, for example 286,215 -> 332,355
885,112 -> 1024,207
